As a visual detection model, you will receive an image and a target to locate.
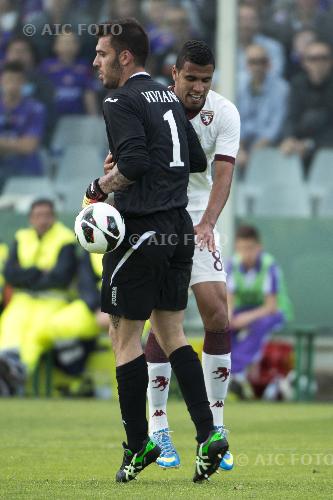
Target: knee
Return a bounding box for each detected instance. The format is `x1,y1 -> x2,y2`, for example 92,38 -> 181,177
155,328 -> 187,358
202,306 -> 229,332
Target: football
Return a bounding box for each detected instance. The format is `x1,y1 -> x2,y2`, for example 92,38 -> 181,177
75,202 -> 125,254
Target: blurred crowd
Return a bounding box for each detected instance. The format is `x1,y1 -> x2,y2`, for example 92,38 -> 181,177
0,0 -> 333,187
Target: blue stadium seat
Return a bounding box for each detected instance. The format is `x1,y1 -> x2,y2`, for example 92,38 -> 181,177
253,183 -> 311,217
51,115 -> 108,155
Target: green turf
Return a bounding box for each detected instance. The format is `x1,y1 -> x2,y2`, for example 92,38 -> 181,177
0,400 -> 332,499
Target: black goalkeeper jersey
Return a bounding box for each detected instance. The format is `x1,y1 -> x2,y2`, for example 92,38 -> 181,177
102,74 -> 206,217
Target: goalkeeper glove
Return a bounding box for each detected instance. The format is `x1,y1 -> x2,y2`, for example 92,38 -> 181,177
82,178 -> 108,208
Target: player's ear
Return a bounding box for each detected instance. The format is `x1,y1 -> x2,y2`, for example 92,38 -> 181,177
119,49 -> 133,67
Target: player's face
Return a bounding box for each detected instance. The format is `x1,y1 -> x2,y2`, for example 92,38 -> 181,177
93,36 -> 122,89
29,204 -> 55,237
172,61 -> 214,111
235,238 -> 262,269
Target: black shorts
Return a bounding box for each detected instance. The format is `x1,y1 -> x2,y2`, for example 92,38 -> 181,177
101,208 -> 194,320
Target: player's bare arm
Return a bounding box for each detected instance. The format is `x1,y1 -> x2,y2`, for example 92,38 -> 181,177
82,165 -> 134,208
194,160 -> 234,252
230,294 -> 278,330
99,165 -> 134,193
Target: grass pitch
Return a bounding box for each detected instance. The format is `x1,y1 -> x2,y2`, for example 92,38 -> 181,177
0,399 -> 332,499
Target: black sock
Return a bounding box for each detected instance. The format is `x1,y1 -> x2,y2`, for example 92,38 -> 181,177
169,345 -> 214,443
116,354 -> 149,452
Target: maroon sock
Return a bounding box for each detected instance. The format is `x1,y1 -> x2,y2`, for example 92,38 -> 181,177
145,330 -> 169,363
203,328 -> 231,354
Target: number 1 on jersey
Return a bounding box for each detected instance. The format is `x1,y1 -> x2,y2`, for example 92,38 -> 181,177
163,109 -> 185,167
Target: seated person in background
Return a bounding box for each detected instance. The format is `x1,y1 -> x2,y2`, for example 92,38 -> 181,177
0,0 -> 20,64
0,240 -> 8,314
237,45 -> 289,172
227,225 -> 293,399
29,251 -> 109,378
5,36 -> 56,146
0,199 -> 77,396
39,31 -> 98,117
238,3 -> 285,84
286,28 -> 317,80
0,62 -> 46,191
280,41 -> 333,174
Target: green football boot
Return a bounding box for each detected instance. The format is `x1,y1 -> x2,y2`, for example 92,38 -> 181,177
193,430 -> 229,482
116,437 -> 161,482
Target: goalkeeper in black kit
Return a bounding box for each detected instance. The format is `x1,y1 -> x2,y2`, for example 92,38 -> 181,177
83,18 -> 228,483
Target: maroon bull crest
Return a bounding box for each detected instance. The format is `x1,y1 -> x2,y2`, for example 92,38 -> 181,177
200,110 -> 214,126
152,375 -> 169,391
213,367 -> 230,381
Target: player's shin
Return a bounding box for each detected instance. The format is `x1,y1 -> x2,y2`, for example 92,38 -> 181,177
169,345 -> 214,443
116,354 -> 149,452
202,329 -> 231,428
145,331 -> 171,433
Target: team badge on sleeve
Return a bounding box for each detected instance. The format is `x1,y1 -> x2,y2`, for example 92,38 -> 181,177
200,110 -> 214,126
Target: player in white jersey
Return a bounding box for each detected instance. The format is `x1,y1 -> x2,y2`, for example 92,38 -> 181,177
145,41 -> 240,470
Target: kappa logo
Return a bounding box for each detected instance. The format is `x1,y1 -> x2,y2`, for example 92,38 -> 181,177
111,286 -> 117,306
200,110 -> 214,126
211,400 -> 224,408
104,97 -> 118,103
152,375 -> 169,391
153,409 -> 166,417
213,367 -> 230,381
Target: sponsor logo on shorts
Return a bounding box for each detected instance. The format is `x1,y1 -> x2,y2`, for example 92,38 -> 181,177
111,286 -> 117,306
213,367 -> 230,381
152,375 -> 169,391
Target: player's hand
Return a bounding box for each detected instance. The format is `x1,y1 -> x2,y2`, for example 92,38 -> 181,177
194,221 -> 216,252
104,152 -> 115,175
82,178 -> 108,208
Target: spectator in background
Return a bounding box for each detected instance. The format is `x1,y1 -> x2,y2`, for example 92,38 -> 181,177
238,3 -> 285,83
5,36 -> 56,145
280,41 -> 333,174
18,0 -> 44,23
264,0 -> 329,48
152,5 -> 195,84
286,28 -> 317,79
0,241 -> 8,314
237,45 -> 289,172
227,225 -> 292,400
98,0 -> 143,23
34,252 -> 109,379
0,199 -> 77,396
0,0 -> 20,64
144,0 -> 174,56
0,62 -> 45,190
39,31 -> 98,117
29,0 -> 95,59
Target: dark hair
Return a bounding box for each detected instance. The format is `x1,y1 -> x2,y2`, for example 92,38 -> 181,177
1,61 -> 25,75
97,18 -> 149,66
236,225 -> 260,242
176,40 -> 215,70
29,198 -> 55,214
6,35 -> 39,64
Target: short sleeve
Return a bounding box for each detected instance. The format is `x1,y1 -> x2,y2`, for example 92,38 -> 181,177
263,264 -> 280,295
214,101 -> 240,163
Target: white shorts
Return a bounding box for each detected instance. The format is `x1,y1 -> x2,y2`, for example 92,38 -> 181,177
189,210 -> 227,287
